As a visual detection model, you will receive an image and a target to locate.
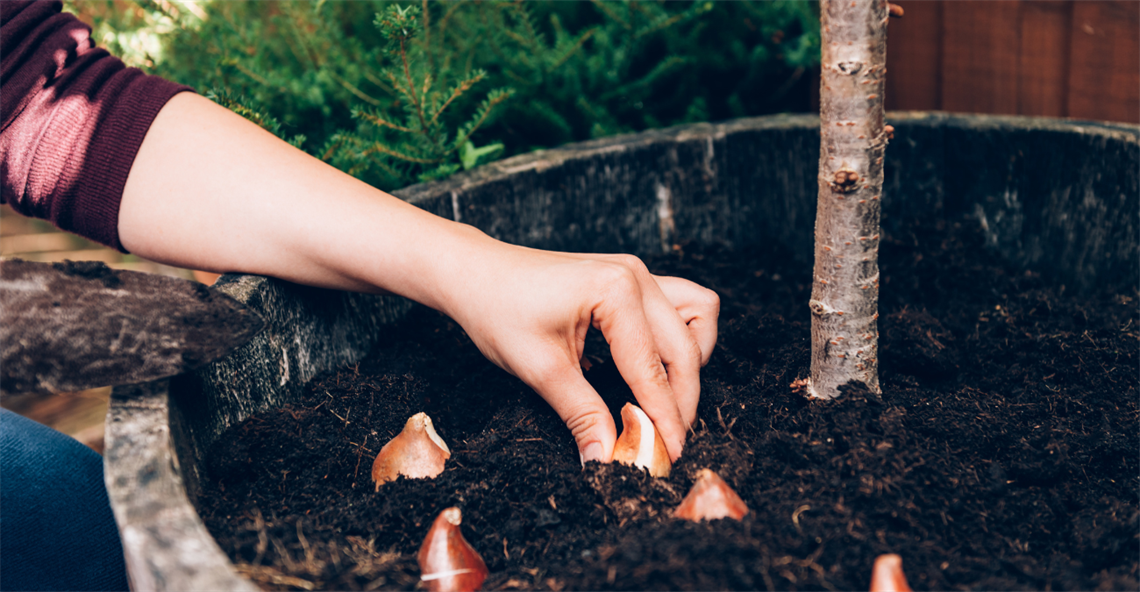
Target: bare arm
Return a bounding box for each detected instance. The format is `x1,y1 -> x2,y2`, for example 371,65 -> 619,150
119,93 -> 719,462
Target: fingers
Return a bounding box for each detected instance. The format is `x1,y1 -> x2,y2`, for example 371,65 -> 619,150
604,258 -> 708,430
633,274 -> 704,430
659,332 -> 703,430
453,247 -> 719,468
591,263 -> 688,461
655,275 -> 720,366
525,354 -> 617,464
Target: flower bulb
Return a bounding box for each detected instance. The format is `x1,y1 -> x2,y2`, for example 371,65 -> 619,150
611,403 -> 671,477
372,412 -> 450,490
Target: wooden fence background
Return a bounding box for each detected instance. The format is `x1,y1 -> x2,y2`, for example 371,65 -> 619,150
883,0 -> 1138,123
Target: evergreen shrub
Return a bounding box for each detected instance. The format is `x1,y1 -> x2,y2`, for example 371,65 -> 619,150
69,0 -> 820,190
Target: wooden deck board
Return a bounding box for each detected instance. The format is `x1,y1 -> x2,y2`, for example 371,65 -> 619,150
1,388 -> 111,453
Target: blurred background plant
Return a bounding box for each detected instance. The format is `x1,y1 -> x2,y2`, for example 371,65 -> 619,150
66,0 -> 820,190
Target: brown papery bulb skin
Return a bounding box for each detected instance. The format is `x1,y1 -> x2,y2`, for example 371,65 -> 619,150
417,507 -> 488,592
611,403 -> 672,477
673,468 -> 750,522
372,412 -> 451,491
869,554 -> 912,592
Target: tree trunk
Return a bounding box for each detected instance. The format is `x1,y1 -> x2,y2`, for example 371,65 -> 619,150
804,0 -> 890,400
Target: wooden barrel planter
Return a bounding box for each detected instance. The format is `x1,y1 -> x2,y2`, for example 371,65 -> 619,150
103,113 -> 1138,591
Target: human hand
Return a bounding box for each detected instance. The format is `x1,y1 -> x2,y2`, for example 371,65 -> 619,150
438,240 -> 719,463
118,94 -> 719,463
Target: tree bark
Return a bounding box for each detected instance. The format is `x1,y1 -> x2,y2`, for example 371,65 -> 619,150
804,0 -> 890,399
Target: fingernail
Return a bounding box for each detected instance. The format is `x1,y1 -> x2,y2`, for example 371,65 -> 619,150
580,442 -> 604,465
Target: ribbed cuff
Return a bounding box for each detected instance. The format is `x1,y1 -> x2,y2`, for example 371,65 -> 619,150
74,73 -> 193,253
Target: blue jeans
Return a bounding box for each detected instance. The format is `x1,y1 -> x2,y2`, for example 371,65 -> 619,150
0,408 -> 128,591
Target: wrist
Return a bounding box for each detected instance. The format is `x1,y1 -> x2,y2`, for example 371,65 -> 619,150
399,220 -> 503,317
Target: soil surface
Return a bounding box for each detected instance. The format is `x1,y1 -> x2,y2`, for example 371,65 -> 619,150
199,217 -> 1138,591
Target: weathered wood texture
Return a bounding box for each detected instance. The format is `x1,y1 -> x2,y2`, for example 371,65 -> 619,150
0,261 -> 263,395
105,114 -> 1138,590
171,277 -> 414,502
886,1 -> 1139,123
105,380 -> 258,592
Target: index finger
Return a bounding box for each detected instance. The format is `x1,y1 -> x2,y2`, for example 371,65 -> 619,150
592,276 -> 688,461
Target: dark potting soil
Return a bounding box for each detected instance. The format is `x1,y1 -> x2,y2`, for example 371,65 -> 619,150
198,217 -> 1138,591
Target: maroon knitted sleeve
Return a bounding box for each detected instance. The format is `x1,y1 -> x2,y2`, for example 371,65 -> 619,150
1,0 -> 193,252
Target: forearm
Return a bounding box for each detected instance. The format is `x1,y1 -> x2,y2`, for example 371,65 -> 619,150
120,92 -> 719,463
119,92 -> 493,314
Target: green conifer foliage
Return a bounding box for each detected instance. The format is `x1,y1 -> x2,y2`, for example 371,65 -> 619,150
68,0 -> 819,191
324,5 -> 513,186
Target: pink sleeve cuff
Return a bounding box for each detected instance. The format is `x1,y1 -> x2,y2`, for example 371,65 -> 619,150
1,0 -> 194,252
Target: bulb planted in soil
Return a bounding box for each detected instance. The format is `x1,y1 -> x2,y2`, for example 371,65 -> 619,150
611,403 -> 672,477
372,412 -> 451,490
418,507 -> 488,592
869,554 -> 912,592
673,468 -> 750,522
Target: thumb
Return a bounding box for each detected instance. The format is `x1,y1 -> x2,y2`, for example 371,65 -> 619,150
530,366 -> 617,464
